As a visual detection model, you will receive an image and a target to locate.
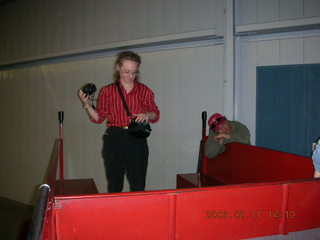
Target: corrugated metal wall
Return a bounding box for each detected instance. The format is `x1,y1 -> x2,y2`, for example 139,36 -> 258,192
236,33 -> 320,144
0,0 -> 320,205
0,45 -> 224,204
237,0 -> 320,25
0,0 -> 225,204
0,0 -> 222,64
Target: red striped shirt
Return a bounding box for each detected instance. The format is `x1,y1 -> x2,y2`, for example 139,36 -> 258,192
92,81 -> 160,127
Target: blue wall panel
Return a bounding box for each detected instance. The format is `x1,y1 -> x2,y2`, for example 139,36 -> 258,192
256,64 -> 320,156
306,65 -> 320,155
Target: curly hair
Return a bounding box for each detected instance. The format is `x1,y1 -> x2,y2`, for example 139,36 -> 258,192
113,51 -> 141,82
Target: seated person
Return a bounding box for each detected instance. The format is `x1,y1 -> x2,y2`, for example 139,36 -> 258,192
205,113 -> 250,158
312,138 -> 320,178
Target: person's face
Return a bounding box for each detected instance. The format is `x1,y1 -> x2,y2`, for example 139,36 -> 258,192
215,121 -> 231,134
117,60 -> 139,85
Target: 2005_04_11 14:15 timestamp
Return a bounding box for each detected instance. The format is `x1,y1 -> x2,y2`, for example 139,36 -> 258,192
205,210 -> 296,219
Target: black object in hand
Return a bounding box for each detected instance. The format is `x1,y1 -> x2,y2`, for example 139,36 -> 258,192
128,119 -> 152,138
82,83 -> 97,96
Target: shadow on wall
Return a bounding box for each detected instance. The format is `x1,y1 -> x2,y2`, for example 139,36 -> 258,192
0,196 -> 34,240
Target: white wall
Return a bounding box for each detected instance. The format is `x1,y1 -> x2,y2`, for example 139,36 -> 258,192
236,0 -> 320,25
235,31 -> 320,144
0,0 -> 223,65
0,0 -> 225,205
1,0 -> 320,205
0,44 -> 224,204
234,0 -> 320,144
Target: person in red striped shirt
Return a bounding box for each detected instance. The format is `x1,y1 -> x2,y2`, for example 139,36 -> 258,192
78,51 -> 160,193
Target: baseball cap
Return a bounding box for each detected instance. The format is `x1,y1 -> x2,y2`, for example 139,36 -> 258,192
208,113 -> 227,131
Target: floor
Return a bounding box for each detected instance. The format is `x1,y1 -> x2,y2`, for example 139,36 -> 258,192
0,197 -> 34,240
248,228 -> 320,240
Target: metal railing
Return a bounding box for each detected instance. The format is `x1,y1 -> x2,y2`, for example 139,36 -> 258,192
26,184 -> 50,240
26,112 -> 64,240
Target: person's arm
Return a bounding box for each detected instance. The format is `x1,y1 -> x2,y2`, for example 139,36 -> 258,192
312,144 -> 320,178
205,130 -> 225,158
223,122 -> 250,144
215,133 -> 231,144
137,87 -> 160,123
134,112 -> 157,123
78,89 -> 99,121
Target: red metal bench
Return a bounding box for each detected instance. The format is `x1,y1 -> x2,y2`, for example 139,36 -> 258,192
177,142 -> 314,188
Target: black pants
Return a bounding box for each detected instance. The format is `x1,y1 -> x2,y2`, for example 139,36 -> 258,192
102,127 -> 149,193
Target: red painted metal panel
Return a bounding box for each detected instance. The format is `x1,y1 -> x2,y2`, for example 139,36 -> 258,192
202,136 -> 209,174
53,193 -> 176,240
175,184 -> 285,240
207,143 -> 314,184
287,180 -> 320,232
176,173 -> 200,188
39,134 -> 320,239
175,180 -> 320,239
54,179 -> 98,196
42,179 -> 320,240
42,204 -> 56,240
177,173 -> 227,188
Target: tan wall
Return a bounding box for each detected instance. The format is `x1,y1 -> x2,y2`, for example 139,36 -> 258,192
0,0 -> 223,65
0,45 -> 224,204
1,0 -> 320,205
